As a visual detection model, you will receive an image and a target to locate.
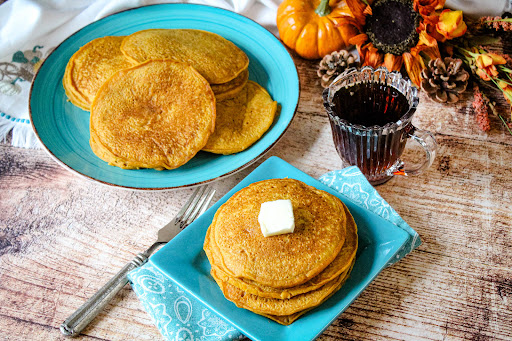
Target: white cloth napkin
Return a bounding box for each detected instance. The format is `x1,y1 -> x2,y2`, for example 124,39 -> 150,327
0,0 -> 280,148
445,0 -> 512,17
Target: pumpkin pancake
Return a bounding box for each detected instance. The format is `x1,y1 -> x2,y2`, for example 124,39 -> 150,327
207,178 -> 347,288
120,29 -> 249,84
202,81 -> 277,155
63,36 -> 135,111
90,59 -> 215,170
210,262 -> 351,300
204,203 -> 357,299
261,262 -> 355,325
211,68 -> 249,101
211,268 -> 345,316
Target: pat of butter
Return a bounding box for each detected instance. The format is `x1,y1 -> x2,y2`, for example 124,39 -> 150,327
258,199 -> 295,237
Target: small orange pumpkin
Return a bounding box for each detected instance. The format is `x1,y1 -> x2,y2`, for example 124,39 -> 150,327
277,0 -> 358,60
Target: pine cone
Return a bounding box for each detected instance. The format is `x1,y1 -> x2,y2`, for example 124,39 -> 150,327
421,57 -> 469,103
317,50 -> 357,88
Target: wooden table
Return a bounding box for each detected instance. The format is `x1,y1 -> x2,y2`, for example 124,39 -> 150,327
1,52 -> 512,340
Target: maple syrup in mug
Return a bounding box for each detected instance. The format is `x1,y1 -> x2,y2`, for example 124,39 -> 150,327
332,82 -> 411,126
326,82 -> 416,184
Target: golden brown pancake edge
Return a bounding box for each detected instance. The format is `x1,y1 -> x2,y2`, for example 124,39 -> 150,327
90,59 -> 216,170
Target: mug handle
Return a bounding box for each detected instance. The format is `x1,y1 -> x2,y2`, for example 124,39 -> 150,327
388,127 -> 437,177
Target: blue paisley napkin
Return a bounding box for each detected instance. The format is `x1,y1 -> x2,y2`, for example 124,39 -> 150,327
318,166 -> 421,265
128,264 -> 244,341
127,166 -> 420,340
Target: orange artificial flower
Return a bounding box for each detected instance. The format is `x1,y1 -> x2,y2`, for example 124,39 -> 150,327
414,0 -> 445,19
384,53 -> 403,71
498,80 -> 512,103
362,43 -> 385,68
475,53 -> 507,81
418,12 -> 443,41
436,10 -> 467,40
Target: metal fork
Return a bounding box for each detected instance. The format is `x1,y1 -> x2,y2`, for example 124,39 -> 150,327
60,185 -> 216,337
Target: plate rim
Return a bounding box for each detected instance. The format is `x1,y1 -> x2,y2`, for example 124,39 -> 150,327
149,156 -> 412,340
29,3 -> 300,191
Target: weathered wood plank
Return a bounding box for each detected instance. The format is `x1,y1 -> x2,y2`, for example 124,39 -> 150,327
381,135 -> 512,267
1,118 -> 512,341
0,145 -> 253,341
321,250 -> 512,341
1,36 -> 512,341
2,185 -> 511,341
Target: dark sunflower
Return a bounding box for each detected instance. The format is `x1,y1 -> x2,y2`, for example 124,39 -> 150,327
336,0 -> 465,86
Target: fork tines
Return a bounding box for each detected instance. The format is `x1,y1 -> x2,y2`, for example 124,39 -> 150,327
175,185 -> 216,229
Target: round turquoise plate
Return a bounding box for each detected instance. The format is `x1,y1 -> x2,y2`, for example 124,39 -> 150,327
30,4 -> 299,190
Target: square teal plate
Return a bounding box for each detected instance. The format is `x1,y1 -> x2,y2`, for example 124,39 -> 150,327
150,157 -> 410,341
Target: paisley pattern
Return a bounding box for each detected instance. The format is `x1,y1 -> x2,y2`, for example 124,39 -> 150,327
128,166 -> 419,340
319,166 -> 421,265
198,309 -> 240,340
128,264 -> 242,341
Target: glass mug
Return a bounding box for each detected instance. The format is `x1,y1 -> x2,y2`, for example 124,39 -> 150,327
323,66 -> 437,185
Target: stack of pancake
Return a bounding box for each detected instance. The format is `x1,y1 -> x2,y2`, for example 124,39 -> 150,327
204,178 -> 358,325
63,29 -> 277,170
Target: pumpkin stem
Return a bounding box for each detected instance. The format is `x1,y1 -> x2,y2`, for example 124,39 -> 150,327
315,0 -> 332,17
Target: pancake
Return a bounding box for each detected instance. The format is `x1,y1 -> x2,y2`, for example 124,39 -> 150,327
210,261 -> 352,300
120,29 -> 249,84
207,178 -> 347,288
211,268 -> 345,316
211,68 -> 249,101
63,36 -> 135,111
262,262 -> 355,325
202,81 -> 277,155
90,59 -> 215,170
204,203 -> 357,299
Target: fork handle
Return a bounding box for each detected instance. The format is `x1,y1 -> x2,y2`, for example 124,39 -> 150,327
60,252 -> 148,337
